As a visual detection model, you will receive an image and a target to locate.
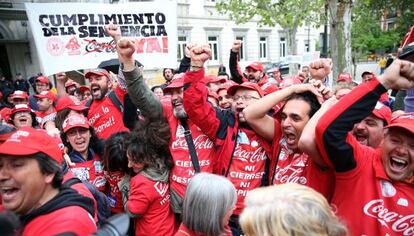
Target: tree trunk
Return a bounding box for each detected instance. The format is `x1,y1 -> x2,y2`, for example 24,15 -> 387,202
286,26 -> 298,55
328,0 -> 353,85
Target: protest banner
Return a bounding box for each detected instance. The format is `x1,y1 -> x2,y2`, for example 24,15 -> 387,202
25,1 -> 177,76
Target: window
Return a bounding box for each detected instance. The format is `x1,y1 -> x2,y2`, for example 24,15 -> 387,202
208,36 -> 219,62
280,37 -> 286,58
304,40 -> 310,52
177,36 -> 187,61
259,37 -> 267,59
235,36 -> 245,60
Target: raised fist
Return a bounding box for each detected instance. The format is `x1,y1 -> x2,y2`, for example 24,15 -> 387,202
55,72 -> 67,81
379,59 -> 414,90
184,43 -> 196,58
232,40 -> 242,53
190,44 -> 212,67
105,24 -> 122,42
309,59 -> 332,81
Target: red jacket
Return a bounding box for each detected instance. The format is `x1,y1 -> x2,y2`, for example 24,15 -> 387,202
315,78 -> 414,235
183,68 -> 272,215
20,188 -> 96,235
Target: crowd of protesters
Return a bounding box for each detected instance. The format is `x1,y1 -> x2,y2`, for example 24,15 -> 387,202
0,23 -> 413,236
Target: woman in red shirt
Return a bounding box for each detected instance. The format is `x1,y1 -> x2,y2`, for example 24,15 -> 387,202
125,120 -> 176,236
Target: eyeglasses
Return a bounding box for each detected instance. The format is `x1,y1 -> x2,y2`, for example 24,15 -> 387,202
233,95 -> 260,101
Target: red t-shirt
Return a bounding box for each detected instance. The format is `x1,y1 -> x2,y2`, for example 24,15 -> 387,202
87,86 -> 129,139
163,103 -> 216,198
227,128 -> 268,215
328,136 -> 414,236
105,171 -> 125,213
22,206 -> 96,235
271,120 -> 334,200
128,174 -> 176,236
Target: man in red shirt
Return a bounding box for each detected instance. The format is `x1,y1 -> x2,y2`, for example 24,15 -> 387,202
0,127 -> 96,235
229,40 -> 278,95
351,101 -> 392,148
315,59 -> 414,235
116,35 -> 216,215
85,68 -> 129,139
34,90 -> 57,127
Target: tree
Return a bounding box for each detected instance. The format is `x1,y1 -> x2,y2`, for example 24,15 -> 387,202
216,0 -> 324,55
216,0 -> 353,83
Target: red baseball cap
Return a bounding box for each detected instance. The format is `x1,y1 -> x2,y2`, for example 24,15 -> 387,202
35,76 -> 50,84
0,127 -> 63,164
11,90 -> 29,100
62,114 -> 90,133
208,91 -> 219,100
337,73 -> 353,83
203,75 -> 227,85
246,62 -> 264,72
227,82 -> 265,97
55,96 -> 87,112
385,113 -> 414,134
10,104 -> 32,116
163,74 -> 185,93
85,68 -> 111,80
64,79 -> 78,88
372,102 -> 392,125
34,90 -> 56,102
79,86 -> 90,93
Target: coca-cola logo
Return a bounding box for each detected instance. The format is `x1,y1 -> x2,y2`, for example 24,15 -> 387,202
171,134 -> 214,150
363,199 -> 414,235
232,145 -> 267,163
274,166 -> 307,185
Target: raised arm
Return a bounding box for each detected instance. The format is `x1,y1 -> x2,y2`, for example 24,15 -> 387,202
55,72 -> 68,98
183,44 -> 229,140
116,37 -> 162,117
243,84 -> 322,142
229,40 -> 245,84
315,59 -> 414,172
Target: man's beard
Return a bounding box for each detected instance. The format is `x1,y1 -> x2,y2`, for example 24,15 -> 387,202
92,86 -> 109,100
173,107 -> 188,119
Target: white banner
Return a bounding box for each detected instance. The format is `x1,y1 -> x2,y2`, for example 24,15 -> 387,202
25,1 -> 177,76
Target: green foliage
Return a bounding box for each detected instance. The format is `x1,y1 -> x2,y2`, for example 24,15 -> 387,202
215,0 -> 325,28
352,0 -> 413,54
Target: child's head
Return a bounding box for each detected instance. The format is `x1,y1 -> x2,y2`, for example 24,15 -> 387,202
103,131 -> 130,173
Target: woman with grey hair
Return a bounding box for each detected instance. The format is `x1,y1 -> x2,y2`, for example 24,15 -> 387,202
175,173 -> 237,236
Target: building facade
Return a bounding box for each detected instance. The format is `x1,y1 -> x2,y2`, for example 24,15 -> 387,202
0,0 -> 321,86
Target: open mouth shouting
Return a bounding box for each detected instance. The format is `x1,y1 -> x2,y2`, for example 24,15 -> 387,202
90,85 -> 102,99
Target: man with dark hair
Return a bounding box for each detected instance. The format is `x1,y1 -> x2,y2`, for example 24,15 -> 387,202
13,73 -> 30,93
243,59 -> 334,200
0,128 -> 96,235
160,68 -> 175,90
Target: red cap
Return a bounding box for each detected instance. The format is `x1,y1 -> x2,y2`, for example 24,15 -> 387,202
0,108 -> 11,123
385,113 -> 414,134
85,68 -> 111,80
79,86 -> 90,93
10,104 -> 32,116
280,76 -> 302,88
64,79 -> 78,88
34,90 -> 56,102
11,90 -> 29,100
55,96 -> 87,112
203,75 -> 227,85
372,102 -> 392,125
227,82 -> 265,97
0,127 -> 63,164
337,73 -> 353,83
246,62 -> 264,72
35,76 -> 50,84
208,91 -> 219,100
62,114 -> 90,133
163,74 -> 185,93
